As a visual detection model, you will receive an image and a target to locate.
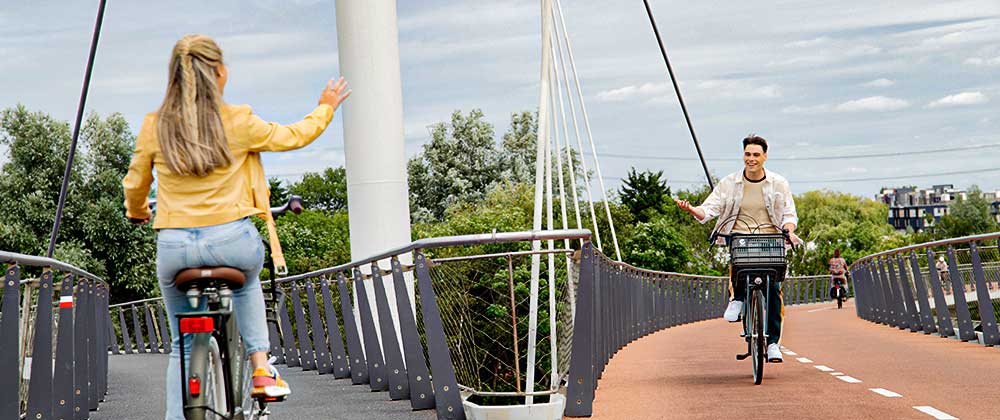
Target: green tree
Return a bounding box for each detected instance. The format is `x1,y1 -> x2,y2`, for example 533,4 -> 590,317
791,190 -> 898,275
936,186 -> 997,239
623,215 -> 690,272
255,209 -> 351,275
268,177 -> 289,206
289,166 -> 347,212
0,106 -> 157,301
619,168 -> 670,223
408,109 -> 501,222
499,110 -> 537,185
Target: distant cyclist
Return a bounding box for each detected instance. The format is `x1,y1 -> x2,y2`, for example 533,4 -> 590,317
829,249 -> 848,303
122,34 -> 350,420
674,134 -> 801,362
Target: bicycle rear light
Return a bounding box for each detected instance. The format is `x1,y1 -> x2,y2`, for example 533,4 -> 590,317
179,317 -> 214,334
188,376 -> 201,397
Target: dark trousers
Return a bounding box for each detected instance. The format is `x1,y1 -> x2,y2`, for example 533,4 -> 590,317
731,271 -> 784,345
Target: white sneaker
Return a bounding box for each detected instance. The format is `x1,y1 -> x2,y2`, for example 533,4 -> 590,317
767,343 -> 783,363
723,301 -> 743,322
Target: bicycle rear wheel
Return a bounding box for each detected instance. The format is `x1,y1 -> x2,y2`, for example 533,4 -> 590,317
750,289 -> 766,385
186,335 -> 227,420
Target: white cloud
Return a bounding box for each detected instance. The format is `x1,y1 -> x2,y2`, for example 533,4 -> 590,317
835,96 -> 910,112
782,104 -> 831,115
595,82 -> 671,102
784,37 -> 831,48
964,56 -> 1000,66
862,78 -> 896,88
927,91 -> 989,108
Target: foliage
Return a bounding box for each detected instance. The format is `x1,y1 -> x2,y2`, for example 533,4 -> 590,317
0,106 -> 156,302
623,215 -> 690,272
254,209 -> 351,275
289,166 -> 348,212
935,186 -> 997,239
499,110 -> 537,185
619,168 -> 670,223
408,109 -> 502,222
268,177 -> 289,205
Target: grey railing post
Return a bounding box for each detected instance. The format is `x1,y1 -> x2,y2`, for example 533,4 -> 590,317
88,282 -> 100,409
108,310 -> 120,355
907,252 -> 936,334
96,283 -> 109,401
277,288 -> 300,367
157,303 -> 171,354
886,257 -> 912,331
55,274 -> 76,420
26,270 -> 55,420
969,242 -> 1000,345
319,278 -> 351,379
925,250 -> 955,337
946,246 -> 977,341
565,242 -> 595,417
895,254 -> 921,332
413,251 -> 465,419
290,282 -> 317,370
74,280 -> 90,419
352,268 -> 387,391
389,257 -> 434,410
876,260 -> 895,326
119,307 -> 133,354
370,263 -> 408,400
0,265 -> 20,419
305,281 -> 334,374
336,272 -> 368,384
144,303 -> 162,353
131,305 -> 147,353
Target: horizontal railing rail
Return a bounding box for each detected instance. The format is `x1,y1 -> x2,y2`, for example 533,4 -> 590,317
1,250 -> 110,420
849,232 -> 1000,347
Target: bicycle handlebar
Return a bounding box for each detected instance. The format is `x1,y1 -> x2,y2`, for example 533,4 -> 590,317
129,195 -> 304,224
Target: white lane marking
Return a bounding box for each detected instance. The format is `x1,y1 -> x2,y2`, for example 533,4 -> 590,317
814,365 -> 834,372
807,307 -> 833,313
869,388 -> 902,398
836,375 -> 862,383
782,350 -> 798,355
796,357 -> 813,363
830,372 -> 844,376
913,406 -> 958,419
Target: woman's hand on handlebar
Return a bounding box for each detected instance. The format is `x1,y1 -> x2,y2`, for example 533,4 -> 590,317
319,77 -> 352,110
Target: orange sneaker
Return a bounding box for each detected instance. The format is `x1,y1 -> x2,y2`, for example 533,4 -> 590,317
251,366 -> 291,398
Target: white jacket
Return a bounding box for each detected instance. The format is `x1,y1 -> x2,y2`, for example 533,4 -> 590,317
695,168 -> 798,238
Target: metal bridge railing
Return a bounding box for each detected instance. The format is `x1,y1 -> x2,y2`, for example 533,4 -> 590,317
849,232 -> 1000,347
0,251 -> 110,420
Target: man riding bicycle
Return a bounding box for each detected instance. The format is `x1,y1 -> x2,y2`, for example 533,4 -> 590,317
674,135 -> 801,363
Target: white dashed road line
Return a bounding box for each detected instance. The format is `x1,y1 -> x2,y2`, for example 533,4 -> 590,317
836,375 -> 862,383
807,307 -> 833,313
813,365 -> 834,372
913,406 -> 958,419
782,350 -> 797,355
796,357 -> 813,363
869,388 -> 902,398
830,372 -> 843,376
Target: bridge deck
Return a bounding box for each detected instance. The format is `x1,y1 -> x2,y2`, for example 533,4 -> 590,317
95,354 -> 434,420
586,301 -> 1000,420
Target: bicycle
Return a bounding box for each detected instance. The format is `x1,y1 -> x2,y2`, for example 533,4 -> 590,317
137,196 -> 303,420
711,215 -> 793,385
831,279 -> 847,309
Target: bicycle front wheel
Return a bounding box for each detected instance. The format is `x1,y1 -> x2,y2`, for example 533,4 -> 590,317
750,289 -> 766,385
185,334 -> 227,420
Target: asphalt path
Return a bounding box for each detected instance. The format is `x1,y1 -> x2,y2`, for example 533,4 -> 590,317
93,354 -> 435,420
584,301 -> 1000,420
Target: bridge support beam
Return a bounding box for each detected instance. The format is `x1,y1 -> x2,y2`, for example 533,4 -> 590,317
336,0 -> 412,359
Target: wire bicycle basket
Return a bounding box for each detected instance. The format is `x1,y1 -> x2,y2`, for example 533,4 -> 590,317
729,234 -> 787,267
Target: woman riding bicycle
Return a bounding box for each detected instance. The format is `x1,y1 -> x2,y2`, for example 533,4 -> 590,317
829,248 -> 848,304
122,34 -> 350,419
674,134 -> 801,363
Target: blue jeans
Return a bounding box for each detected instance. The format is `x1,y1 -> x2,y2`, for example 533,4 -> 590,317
156,218 -> 270,420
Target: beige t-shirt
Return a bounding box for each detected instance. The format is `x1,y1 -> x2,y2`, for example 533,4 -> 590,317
733,176 -> 780,234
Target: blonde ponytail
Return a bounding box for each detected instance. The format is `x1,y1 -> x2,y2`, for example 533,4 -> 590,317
157,34 -> 232,177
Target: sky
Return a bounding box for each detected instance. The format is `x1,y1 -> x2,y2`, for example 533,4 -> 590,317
2,0 -> 999,199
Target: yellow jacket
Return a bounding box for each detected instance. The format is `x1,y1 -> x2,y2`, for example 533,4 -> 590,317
122,104 -> 334,271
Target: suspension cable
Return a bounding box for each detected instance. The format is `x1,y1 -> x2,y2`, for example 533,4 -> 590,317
553,0 -> 621,261
47,0 -> 108,258
640,0 -> 714,191
549,65 -> 577,322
